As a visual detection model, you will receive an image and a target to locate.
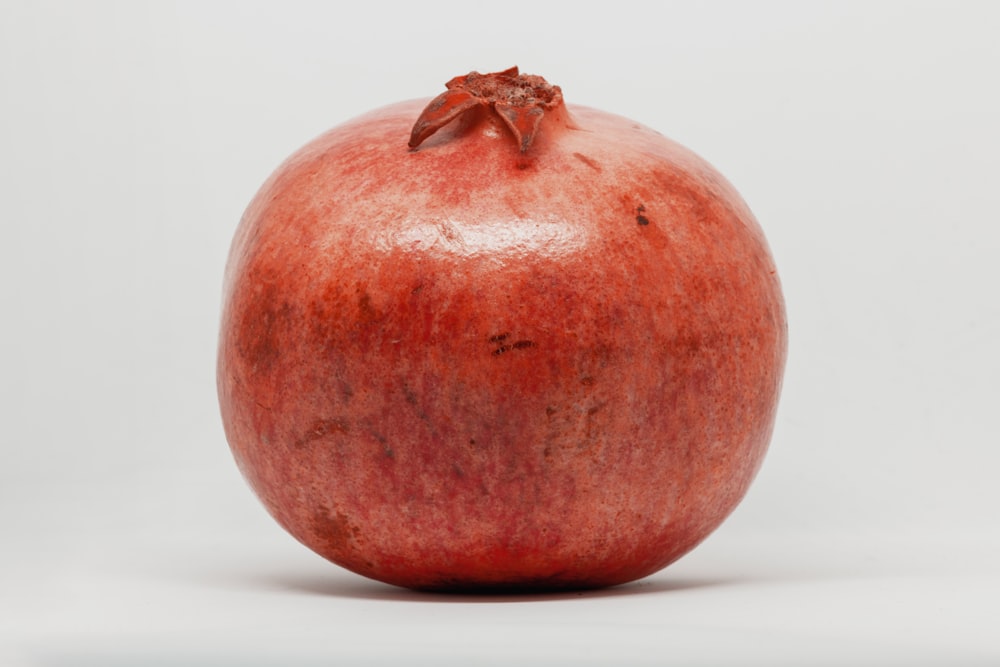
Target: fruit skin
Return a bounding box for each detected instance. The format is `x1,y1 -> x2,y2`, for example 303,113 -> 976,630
217,76 -> 786,591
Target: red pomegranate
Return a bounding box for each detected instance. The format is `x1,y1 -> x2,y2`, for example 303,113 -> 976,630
217,67 -> 787,591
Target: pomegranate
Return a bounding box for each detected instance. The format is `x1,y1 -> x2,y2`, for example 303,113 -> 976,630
217,67 -> 787,591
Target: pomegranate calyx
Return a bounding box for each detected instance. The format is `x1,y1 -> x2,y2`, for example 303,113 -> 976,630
408,66 -> 563,153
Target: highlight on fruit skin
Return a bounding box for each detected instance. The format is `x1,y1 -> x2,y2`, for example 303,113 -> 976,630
217,65 -> 787,592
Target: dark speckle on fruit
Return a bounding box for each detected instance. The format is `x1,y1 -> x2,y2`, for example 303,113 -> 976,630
573,152 -> 602,171
491,335 -> 535,356
636,204 -> 650,226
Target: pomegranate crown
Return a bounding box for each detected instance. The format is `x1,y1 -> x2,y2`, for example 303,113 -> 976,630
408,66 -> 563,153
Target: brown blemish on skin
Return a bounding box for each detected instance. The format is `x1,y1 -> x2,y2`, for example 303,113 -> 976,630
402,384 -> 432,423
491,334 -> 535,356
312,508 -> 362,555
573,152 -> 601,171
339,380 -> 355,400
236,282 -> 292,374
636,204 -> 650,226
584,403 -> 606,442
358,292 -> 377,320
294,417 -> 349,448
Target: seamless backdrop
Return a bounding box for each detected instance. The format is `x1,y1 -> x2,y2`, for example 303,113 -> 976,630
2,2 -> 998,665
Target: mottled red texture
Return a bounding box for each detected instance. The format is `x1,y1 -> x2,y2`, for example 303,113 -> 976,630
217,72 -> 787,591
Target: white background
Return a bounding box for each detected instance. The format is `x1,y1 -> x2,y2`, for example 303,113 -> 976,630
2,1 -> 998,664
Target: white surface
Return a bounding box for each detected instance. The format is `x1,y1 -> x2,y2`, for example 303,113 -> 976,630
2,1 -> 999,665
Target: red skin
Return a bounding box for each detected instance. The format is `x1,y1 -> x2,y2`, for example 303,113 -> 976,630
217,70 -> 787,591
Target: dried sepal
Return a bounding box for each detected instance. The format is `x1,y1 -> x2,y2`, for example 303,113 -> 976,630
408,67 -> 563,153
